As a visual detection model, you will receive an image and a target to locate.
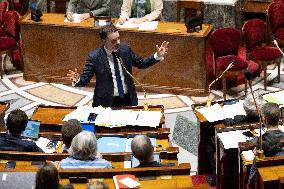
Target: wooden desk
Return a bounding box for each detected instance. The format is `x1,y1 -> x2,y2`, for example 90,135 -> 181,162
31,105 -> 165,132
0,164 -> 196,189
242,1 -> 272,14
257,165 -> 284,189
21,13 -> 213,95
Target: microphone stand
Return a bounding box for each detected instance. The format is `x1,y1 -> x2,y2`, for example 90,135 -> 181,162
272,36 -> 284,56
118,59 -> 149,111
206,59 -> 235,107
245,71 -> 265,160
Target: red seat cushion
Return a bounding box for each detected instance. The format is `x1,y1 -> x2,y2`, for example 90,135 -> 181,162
216,56 -> 248,71
274,27 -> 284,41
250,46 -> 282,61
0,36 -> 17,50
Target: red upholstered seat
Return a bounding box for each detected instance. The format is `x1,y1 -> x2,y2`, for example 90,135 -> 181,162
268,2 -> 284,47
216,56 -> 248,71
250,46 -> 282,61
274,27 -> 284,41
0,36 -> 17,50
0,10 -> 23,78
243,19 -> 282,90
210,28 -> 249,100
0,1 -> 8,37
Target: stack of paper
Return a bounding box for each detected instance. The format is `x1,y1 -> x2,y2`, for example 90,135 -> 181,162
116,18 -> 158,31
217,130 -> 247,149
263,90 -> 284,105
196,100 -> 246,122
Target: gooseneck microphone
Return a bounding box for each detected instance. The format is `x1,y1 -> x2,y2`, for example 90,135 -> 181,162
115,53 -> 149,111
245,69 -> 265,160
271,35 -> 284,56
206,58 -> 236,106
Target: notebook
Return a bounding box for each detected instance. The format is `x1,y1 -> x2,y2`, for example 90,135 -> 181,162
22,120 -> 40,139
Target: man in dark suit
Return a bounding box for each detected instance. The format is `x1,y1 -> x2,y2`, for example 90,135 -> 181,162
67,25 -> 169,107
0,109 -> 43,152
66,0 -> 110,21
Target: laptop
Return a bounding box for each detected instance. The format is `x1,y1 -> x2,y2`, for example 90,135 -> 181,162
81,123 -> 95,133
21,120 -> 40,140
0,172 -> 36,189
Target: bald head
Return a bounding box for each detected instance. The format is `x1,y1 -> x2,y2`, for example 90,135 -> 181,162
131,135 -> 153,162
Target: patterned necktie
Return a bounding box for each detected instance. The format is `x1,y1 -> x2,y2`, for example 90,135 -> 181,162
112,52 -> 124,98
136,0 -> 146,18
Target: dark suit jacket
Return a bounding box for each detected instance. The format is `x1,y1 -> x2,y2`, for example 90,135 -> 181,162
67,0 -> 110,16
75,43 -> 159,107
0,133 -> 43,152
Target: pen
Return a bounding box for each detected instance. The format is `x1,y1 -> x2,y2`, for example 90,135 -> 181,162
136,114 -> 139,120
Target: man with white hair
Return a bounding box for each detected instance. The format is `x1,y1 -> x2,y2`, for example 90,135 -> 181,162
223,94 -> 263,126
131,135 -> 160,167
60,131 -> 111,169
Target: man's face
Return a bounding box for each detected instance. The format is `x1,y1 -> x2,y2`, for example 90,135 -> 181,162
104,31 -> 120,52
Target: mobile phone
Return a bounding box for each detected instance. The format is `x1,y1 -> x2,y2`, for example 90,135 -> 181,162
5,161 -> 16,169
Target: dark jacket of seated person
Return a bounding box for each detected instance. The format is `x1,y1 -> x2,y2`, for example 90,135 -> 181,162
131,135 -> 161,168
251,102 -> 284,157
0,109 -> 42,152
60,131 -> 112,169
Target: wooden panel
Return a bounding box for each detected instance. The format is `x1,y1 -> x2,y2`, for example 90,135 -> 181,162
21,13 -> 213,95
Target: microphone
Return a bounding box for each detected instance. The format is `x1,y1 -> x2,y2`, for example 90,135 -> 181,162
115,53 -> 149,111
206,57 -> 236,106
271,35 -> 284,56
245,69 -> 265,160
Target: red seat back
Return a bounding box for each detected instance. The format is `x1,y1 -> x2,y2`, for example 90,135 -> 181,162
242,19 -> 266,52
3,10 -> 20,41
210,28 -> 241,58
268,2 -> 284,33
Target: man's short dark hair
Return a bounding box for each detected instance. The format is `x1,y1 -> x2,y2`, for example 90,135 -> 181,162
99,24 -> 118,40
262,102 -> 280,126
61,119 -> 82,147
6,109 -> 28,135
131,135 -> 152,162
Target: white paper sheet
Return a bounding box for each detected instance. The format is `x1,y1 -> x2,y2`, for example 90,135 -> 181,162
64,13 -> 82,23
242,150 -> 255,161
217,130 -> 247,149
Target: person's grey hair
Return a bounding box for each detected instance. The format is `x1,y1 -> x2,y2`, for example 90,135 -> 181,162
243,94 -> 263,117
87,180 -> 109,189
261,102 -> 280,127
131,135 -> 152,162
69,131 -> 97,160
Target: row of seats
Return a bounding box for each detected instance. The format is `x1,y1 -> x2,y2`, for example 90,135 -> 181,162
210,0 -> 284,99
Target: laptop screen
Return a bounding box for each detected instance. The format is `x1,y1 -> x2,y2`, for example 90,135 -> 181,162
81,123 -> 95,133
22,120 -> 40,139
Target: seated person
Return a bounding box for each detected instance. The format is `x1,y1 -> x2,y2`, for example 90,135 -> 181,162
119,0 -> 163,24
223,94 -> 263,126
87,180 -> 109,189
60,131 -> 112,169
252,102 -> 284,157
66,0 -> 110,21
35,162 -> 73,189
131,135 -> 160,167
0,109 -> 43,152
61,119 -> 82,153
